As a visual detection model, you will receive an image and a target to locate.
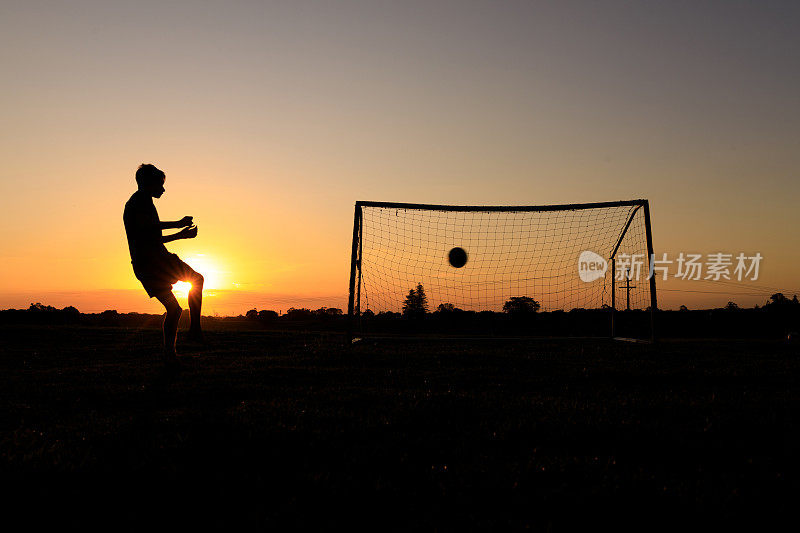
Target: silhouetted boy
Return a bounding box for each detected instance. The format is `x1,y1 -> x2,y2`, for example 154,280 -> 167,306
124,164 -> 204,366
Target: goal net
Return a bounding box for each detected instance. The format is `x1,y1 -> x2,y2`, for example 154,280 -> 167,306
348,200 -> 656,339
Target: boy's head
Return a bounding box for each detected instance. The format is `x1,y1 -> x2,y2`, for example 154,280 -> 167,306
135,164 -> 166,198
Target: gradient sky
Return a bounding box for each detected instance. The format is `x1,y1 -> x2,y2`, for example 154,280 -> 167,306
1,0 -> 799,314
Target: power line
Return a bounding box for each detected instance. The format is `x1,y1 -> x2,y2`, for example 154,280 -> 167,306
659,288 -> 773,296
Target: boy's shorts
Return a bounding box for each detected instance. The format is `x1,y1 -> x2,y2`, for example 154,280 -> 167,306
132,253 -> 199,298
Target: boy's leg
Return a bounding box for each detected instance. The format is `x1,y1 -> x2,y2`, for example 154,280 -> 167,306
155,291 -> 182,359
168,254 -> 204,340
187,270 -> 204,337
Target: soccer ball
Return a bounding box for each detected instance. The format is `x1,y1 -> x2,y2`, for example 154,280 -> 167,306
448,247 -> 468,268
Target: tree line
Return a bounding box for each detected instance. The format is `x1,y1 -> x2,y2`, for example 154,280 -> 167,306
400,283 -> 540,318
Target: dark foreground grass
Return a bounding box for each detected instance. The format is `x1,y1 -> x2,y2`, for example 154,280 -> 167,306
1,325 -> 798,530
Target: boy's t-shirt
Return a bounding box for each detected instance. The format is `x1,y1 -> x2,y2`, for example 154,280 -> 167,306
123,190 -> 169,268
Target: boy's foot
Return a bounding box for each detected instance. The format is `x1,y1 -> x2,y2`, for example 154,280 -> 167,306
162,356 -> 180,377
186,329 -> 205,344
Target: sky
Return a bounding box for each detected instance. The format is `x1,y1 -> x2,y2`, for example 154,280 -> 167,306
1,0 -> 799,314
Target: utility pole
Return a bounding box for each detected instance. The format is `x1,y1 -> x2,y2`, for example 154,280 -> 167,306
624,268 -> 636,311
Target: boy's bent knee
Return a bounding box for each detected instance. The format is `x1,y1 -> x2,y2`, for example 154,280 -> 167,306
192,273 -> 204,288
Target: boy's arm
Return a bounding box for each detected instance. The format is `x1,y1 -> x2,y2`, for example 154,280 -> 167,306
162,225 -> 197,243
159,216 -> 193,229
162,232 -> 183,243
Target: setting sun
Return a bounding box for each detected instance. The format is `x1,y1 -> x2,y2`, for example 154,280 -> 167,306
172,254 -> 226,299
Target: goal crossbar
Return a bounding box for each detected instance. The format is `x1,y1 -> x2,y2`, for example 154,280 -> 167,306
355,199 -> 648,213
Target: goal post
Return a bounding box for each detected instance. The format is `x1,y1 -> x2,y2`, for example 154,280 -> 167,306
348,200 -> 657,341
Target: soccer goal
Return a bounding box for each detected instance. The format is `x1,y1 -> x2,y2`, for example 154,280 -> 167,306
347,200 -> 657,341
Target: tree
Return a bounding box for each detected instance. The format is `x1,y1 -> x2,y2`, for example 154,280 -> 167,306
415,284 -> 428,312
29,302 -> 57,312
286,307 -> 313,320
258,310 -> 279,321
679,305 -> 689,312
502,296 -> 540,315
314,307 -> 343,317
724,301 -> 739,311
437,303 -> 460,313
765,293 -> 799,313
246,308 -> 258,320
402,283 -> 429,317
768,293 -> 790,306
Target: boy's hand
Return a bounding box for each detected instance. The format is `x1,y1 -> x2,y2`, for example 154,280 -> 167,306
180,225 -> 198,239
178,216 -> 193,227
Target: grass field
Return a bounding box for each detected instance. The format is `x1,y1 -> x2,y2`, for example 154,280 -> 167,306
1,324 -> 798,530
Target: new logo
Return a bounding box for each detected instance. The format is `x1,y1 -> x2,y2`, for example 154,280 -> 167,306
578,251 -> 608,282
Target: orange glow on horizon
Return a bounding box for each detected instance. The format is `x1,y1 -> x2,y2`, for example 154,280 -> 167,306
1,3 -> 798,314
